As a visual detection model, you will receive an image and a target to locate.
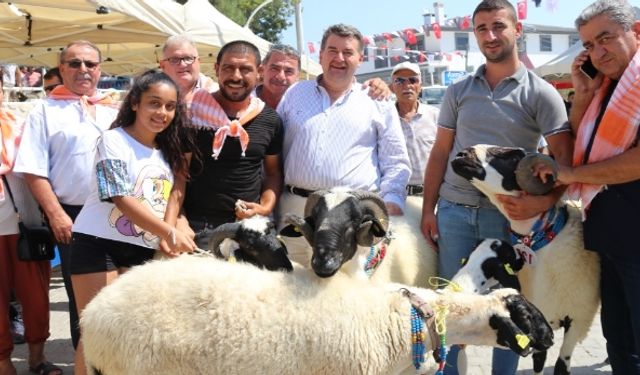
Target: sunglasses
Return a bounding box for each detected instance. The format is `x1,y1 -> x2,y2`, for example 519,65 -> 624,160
163,56 -> 198,65
393,76 -> 420,85
64,59 -> 100,69
44,84 -> 60,92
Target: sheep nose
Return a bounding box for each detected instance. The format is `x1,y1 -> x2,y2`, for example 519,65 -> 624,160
311,254 -> 341,278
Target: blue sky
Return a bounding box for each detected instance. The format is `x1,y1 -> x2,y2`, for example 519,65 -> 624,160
280,0 -> 638,56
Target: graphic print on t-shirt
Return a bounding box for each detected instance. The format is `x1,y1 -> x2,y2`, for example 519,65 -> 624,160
108,164 -> 172,246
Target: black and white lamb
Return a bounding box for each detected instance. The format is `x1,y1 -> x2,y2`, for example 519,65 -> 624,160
205,215 -> 293,272
450,144 -> 600,375
280,188 -> 437,287
80,255 -> 553,375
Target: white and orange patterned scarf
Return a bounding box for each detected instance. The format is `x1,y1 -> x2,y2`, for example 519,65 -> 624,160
0,109 -> 22,201
48,85 -> 118,114
190,89 -> 264,159
569,49 -> 640,218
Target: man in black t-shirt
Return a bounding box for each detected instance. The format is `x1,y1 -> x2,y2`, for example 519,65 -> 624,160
169,40 -> 283,248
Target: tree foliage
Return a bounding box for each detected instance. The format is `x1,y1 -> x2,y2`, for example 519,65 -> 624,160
175,0 -> 294,43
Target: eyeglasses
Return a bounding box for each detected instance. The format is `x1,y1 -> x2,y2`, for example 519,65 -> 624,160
44,84 -> 60,93
163,56 -> 198,65
393,76 -> 420,85
64,59 -> 100,70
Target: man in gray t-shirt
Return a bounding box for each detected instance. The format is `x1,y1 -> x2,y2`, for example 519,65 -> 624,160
420,1 -> 573,374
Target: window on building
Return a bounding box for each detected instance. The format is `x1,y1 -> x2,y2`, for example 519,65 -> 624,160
569,34 -> 581,47
540,35 -> 552,52
455,32 -> 469,51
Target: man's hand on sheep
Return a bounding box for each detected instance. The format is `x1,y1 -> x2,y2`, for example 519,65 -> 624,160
235,200 -> 269,219
495,193 -> 556,221
534,162 -> 574,186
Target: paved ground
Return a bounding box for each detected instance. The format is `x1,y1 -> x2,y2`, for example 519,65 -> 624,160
9,268 -> 612,374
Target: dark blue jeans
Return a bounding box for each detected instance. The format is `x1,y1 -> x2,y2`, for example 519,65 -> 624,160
600,251 -> 640,374
436,198 -> 518,375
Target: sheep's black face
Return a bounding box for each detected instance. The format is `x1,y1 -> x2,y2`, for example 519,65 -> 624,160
490,293 -> 553,356
451,147 -> 486,181
235,224 -> 293,272
452,145 -> 527,193
481,240 -> 524,291
311,198 -> 361,278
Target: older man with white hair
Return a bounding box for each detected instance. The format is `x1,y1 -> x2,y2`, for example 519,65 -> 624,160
160,35 -> 218,105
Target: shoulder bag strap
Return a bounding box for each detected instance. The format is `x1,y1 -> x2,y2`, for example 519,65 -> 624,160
2,175 -> 19,217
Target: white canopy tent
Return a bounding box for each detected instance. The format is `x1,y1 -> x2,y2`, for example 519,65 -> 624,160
0,0 -> 321,77
533,42 -> 582,81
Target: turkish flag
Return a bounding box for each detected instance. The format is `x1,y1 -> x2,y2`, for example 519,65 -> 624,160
517,0 -> 527,20
461,16 -> 471,30
432,23 -> 442,39
418,53 -> 427,63
362,36 -> 372,45
307,42 -> 316,54
404,28 -> 418,45
382,32 -> 394,42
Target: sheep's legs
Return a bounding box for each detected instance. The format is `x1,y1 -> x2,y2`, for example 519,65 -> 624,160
532,350 -> 547,374
553,322 -> 582,375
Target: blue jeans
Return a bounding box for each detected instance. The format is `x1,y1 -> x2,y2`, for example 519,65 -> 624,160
600,251 -> 640,374
436,198 -> 518,375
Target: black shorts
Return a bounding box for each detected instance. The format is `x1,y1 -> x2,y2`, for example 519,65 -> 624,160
70,232 -> 156,275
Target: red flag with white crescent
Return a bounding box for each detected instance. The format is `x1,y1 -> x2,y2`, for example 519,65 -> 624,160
517,0 -> 527,20
307,42 -> 316,54
432,23 -> 442,39
404,28 -> 418,45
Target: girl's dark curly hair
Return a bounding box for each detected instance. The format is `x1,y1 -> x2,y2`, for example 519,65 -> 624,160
110,69 -> 196,178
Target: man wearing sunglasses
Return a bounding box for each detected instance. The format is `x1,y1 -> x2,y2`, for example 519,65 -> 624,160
160,35 -> 218,105
14,40 -> 119,358
42,67 -> 62,96
390,62 -> 438,201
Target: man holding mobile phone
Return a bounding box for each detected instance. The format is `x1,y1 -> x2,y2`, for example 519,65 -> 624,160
549,1 -> 640,373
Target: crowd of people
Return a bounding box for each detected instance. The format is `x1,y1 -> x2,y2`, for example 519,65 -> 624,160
0,0 -> 638,374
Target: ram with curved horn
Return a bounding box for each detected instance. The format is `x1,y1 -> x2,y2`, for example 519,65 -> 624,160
206,215 -> 293,272
280,188 -> 437,287
450,144 -> 599,375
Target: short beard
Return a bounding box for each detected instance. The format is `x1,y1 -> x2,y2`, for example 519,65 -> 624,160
220,86 -> 251,102
483,42 -> 515,63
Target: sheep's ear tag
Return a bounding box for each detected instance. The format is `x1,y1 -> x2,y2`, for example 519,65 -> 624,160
515,334 -> 530,349
513,243 -> 538,266
504,264 -> 515,275
460,257 -> 468,266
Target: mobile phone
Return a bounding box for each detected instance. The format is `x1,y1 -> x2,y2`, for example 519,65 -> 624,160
580,57 -> 598,80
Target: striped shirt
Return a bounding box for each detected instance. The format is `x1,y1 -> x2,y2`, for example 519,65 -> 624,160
277,78 -> 410,208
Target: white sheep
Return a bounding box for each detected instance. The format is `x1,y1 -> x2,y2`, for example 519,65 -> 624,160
80,255 -> 553,375
450,144 -> 600,375
280,189 -> 437,288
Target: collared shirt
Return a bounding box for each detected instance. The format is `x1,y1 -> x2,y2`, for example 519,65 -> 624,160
399,102 -> 439,185
438,63 -> 570,207
13,98 -> 119,205
277,77 -> 410,208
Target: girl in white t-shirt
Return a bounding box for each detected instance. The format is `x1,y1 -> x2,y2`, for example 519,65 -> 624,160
69,69 -> 197,375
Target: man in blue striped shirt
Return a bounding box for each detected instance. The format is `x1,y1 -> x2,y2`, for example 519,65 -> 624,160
276,23 -> 411,266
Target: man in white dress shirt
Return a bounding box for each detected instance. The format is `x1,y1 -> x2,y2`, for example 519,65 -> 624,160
276,24 -> 410,265
13,40 -> 119,350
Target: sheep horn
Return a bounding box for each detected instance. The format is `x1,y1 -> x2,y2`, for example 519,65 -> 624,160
207,222 -> 241,257
282,213 -> 315,244
515,154 -> 558,195
303,190 -> 331,217
350,190 -> 390,246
